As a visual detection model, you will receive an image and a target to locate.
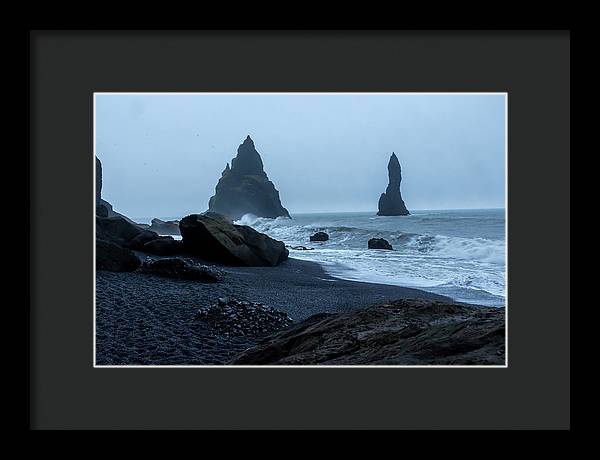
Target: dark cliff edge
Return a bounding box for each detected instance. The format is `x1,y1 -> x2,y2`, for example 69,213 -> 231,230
208,136 -> 290,221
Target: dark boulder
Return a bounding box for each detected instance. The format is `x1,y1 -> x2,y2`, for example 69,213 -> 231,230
179,212 -> 288,266
127,230 -> 161,250
230,299 -> 505,365
96,216 -> 144,247
96,239 -> 141,272
140,257 -> 221,282
310,231 -> 329,242
377,153 -> 410,216
368,238 -> 393,250
142,236 -> 183,256
207,136 -> 291,220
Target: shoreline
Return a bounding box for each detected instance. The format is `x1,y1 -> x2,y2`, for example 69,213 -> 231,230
96,256 -> 472,365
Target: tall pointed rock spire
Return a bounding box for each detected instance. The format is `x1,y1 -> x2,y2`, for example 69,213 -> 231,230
377,152 -> 409,216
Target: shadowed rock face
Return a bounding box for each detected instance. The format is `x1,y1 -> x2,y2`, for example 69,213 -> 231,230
208,136 -> 290,221
377,153 -> 409,216
230,299 -> 505,365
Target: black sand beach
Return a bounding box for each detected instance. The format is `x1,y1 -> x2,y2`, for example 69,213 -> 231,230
96,257 -> 452,365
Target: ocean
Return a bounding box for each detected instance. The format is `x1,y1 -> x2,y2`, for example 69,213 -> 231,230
236,209 -> 506,308
136,209 -> 506,308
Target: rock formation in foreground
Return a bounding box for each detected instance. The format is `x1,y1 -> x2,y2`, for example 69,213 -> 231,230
208,136 -> 290,221
377,153 -> 409,216
96,215 -> 183,271
180,212 -> 289,267
231,299 -> 505,365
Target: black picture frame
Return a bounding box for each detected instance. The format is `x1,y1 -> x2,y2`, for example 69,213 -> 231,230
30,30 -> 570,429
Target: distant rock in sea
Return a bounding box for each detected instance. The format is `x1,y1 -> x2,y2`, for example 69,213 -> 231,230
310,232 -> 329,242
377,152 -> 409,216
208,135 -> 290,221
368,238 -> 393,250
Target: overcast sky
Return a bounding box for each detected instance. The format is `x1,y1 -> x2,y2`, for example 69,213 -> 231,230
95,93 -> 505,219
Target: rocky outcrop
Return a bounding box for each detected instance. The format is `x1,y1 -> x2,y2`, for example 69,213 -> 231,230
368,238 -> 393,250
230,299 -> 505,365
97,215 -> 181,256
195,297 -> 293,337
96,216 -> 145,247
208,136 -> 290,220
96,239 -> 141,272
140,257 -> 221,282
128,230 -> 162,250
179,212 -> 289,267
377,153 -> 409,216
310,232 -> 329,242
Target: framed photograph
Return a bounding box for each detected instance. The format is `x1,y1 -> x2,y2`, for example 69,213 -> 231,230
30,30 -> 570,429
94,92 -> 507,368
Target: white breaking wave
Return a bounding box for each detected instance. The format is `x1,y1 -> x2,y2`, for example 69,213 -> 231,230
234,211 -> 506,307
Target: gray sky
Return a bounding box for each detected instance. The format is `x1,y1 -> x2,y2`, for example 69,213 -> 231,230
95,93 -> 506,218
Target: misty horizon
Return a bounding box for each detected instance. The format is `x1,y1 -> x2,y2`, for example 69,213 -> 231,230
95,93 -> 506,218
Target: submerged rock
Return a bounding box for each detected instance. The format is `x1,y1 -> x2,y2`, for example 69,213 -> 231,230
310,231 -> 329,242
96,239 -> 141,272
179,212 -> 288,266
368,238 -> 393,250
377,153 -> 409,216
230,299 -> 505,365
195,297 -> 294,337
207,135 -> 290,220
140,257 -> 221,282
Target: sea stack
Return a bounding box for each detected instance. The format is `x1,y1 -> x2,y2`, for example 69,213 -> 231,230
377,152 -> 409,216
208,135 -> 291,221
